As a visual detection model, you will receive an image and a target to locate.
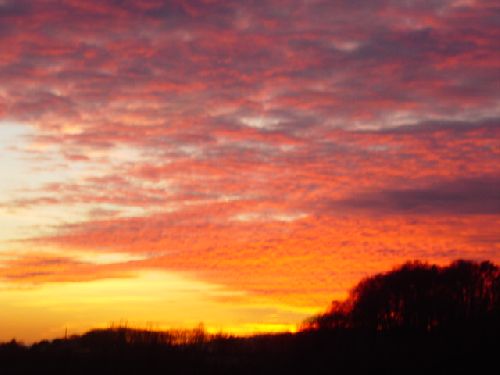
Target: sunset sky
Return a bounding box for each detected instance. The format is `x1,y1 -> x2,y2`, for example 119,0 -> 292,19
0,0 -> 499,342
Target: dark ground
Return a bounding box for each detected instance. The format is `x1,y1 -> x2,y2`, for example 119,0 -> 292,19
0,324 -> 497,375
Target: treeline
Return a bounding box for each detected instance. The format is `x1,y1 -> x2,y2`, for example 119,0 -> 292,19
303,259 -> 500,332
1,259 -> 498,374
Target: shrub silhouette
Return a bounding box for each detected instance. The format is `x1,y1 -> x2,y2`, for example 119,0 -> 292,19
303,259 -> 500,331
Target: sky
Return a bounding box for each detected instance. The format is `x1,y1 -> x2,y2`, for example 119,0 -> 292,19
0,0 -> 499,342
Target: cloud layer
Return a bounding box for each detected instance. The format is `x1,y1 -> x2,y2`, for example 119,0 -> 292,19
0,0 -> 499,316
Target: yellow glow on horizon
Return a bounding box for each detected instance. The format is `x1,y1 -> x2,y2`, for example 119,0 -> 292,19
205,323 -> 298,336
0,270 -> 309,343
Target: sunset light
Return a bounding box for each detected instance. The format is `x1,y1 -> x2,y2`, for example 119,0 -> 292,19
0,0 -> 498,347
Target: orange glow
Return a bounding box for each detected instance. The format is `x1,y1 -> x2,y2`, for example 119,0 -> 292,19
0,271 -> 307,343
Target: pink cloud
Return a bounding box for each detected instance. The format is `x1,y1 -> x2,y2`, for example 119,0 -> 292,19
0,0 -> 499,310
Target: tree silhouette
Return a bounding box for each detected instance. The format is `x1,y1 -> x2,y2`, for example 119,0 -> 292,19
303,260 -> 500,332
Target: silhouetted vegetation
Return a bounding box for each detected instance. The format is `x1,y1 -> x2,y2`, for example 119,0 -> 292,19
1,259 -> 498,374
303,259 -> 500,331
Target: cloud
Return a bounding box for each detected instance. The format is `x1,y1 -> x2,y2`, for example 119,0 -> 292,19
0,254 -> 134,283
0,0 -> 499,314
328,176 -> 500,215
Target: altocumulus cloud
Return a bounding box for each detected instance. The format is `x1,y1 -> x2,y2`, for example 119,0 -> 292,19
0,0 -> 499,310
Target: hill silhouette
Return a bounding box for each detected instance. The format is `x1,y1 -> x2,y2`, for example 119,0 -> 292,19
1,259 -> 498,374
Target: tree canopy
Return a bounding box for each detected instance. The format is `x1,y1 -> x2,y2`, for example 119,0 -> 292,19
303,260 -> 500,331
